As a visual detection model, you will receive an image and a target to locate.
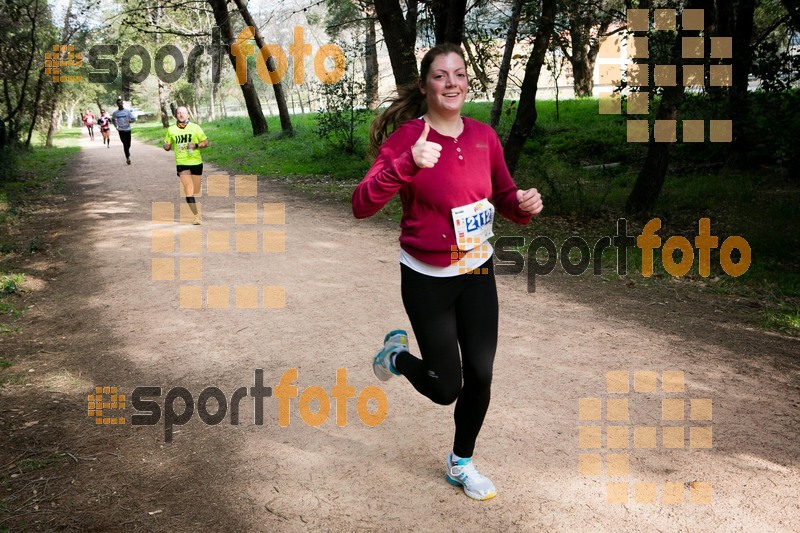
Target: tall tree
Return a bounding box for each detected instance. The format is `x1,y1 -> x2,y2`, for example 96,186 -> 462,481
207,0 -> 268,136
363,3 -> 380,106
373,0 -> 419,86
45,0 -> 74,147
557,0 -> 619,97
625,0 -> 707,213
24,68 -> 47,147
503,0 -> 557,174
231,0 -> 293,135
145,0 -> 172,127
727,0 -> 757,164
430,0 -> 467,44
323,0 -> 381,107
0,0 -> 54,150
490,0 -> 525,128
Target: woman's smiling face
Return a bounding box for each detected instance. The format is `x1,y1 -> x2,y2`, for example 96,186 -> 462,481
420,52 -> 468,117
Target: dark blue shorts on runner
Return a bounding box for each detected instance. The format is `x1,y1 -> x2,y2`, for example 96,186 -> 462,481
176,164 -> 203,175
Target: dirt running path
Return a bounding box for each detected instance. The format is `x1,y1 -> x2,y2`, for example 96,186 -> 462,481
1,132 -> 798,531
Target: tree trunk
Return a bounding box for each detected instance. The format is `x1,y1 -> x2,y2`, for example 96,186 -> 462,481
25,68 -> 46,147
503,0 -> 557,175
157,79 -> 170,127
571,56 -> 593,97
624,85 -> 683,213
45,99 -> 60,147
373,0 -> 419,87
296,87 -> 304,114
232,0 -> 293,135
261,86 -> 273,116
625,0 -> 706,213
207,0 -> 268,136
67,100 -> 77,128
210,83 -> 217,121
727,0 -> 756,166
431,0 -> 467,45
562,1 -> 611,98
490,0 -> 524,129
46,0 -> 73,147
193,67 -> 203,124
364,7 -> 380,107
569,20 -> 594,97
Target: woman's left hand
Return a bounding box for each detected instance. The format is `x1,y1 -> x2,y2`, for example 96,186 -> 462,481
517,188 -> 543,215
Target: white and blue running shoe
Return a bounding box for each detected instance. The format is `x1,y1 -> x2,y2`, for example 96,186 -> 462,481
445,452 -> 497,501
372,329 -> 408,381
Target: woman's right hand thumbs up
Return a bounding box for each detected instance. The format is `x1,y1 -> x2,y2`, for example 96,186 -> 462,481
412,122 -> 443,169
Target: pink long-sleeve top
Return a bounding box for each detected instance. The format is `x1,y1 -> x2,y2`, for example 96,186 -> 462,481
352,117 -> 532,267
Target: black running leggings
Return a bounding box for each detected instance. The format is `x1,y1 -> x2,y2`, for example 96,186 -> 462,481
394,258 -> 498,458
118,130 -> 132,159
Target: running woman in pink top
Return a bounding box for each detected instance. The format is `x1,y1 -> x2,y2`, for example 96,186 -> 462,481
352,43 -> 543,501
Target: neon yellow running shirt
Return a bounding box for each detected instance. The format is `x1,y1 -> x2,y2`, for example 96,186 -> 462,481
164,122 -> 207,166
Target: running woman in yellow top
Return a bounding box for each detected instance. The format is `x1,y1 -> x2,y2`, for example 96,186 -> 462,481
163,106 -> 209,225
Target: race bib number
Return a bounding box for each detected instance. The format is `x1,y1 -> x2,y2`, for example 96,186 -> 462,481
451,198 -> 494,251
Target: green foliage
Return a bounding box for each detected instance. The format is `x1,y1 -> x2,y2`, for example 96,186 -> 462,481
0,142 -> 77,210
0,272 -> 26,331
135,114 -> 372,179
322,0 -> 361,38
0,0 -> 58,147
0,273 -> 24,296
762,306 -> 800,333
0,147 -> 19,183
314,44 -> 371,155
752,39 -> 800,91
171,81 -> 198,109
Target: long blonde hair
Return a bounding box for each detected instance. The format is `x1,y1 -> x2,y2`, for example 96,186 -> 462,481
369,43 -> 466,155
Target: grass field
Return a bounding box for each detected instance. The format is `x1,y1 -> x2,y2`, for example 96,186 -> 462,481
134,97 -> 799,333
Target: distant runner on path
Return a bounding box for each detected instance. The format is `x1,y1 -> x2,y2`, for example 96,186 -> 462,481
98,111 -> 111,148
82,109 -> 96,141
112,99 -> 136,165
163,106 -> 209,225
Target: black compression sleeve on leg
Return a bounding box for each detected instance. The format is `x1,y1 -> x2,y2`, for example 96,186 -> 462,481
185,197 -> 196,203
